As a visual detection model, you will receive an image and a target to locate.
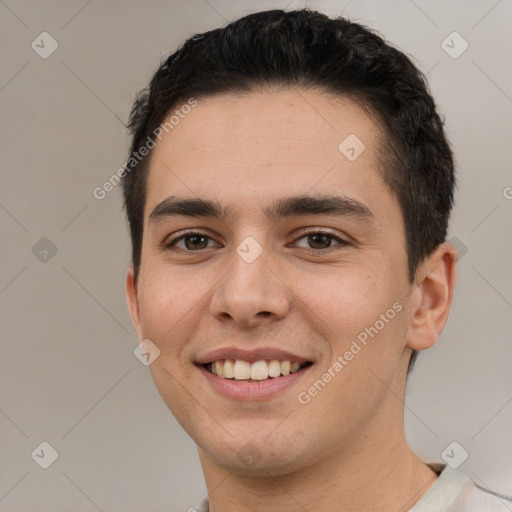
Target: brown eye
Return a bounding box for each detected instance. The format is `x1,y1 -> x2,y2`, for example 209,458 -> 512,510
294,230 -> 347,251
165,231 -> 220,251
307,233 -> 333,249
182,234 -> 209,250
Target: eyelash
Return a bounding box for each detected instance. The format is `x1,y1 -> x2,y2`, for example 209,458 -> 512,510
163,229 -> 349,254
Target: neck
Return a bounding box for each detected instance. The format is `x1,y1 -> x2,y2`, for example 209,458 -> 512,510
199,419 -> 438,512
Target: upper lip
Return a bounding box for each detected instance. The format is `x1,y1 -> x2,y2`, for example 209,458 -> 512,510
195,347 -> 312,365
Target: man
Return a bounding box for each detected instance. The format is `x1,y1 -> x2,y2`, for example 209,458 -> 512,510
122,9 -> 510,511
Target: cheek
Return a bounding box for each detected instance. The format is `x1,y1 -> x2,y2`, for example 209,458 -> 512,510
136,266 -> 208,355
295,264 -> 408,381
134,268 -> 209,426
298,266 -> 391,337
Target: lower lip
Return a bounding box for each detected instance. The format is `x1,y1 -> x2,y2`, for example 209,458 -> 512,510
198,364 -> 312,400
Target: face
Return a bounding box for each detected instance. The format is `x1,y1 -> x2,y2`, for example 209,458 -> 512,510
127,88 -> 427,475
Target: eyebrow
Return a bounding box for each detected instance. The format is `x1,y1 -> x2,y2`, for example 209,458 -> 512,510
148,194 -> 374,225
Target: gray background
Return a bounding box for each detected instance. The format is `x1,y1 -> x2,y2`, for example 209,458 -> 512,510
1,0 -> 511,510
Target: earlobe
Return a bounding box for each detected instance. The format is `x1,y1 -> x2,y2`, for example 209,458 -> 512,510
406,242 -> 457,351
126,266 -> 143,341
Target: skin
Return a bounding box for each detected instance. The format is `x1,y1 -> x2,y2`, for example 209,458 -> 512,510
126,88 -> 457,512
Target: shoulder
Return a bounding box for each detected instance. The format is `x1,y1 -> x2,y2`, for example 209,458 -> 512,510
450,480 -> 512,511
412,463 -> 511,512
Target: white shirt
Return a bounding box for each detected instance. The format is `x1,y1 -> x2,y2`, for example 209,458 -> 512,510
410,463 -> 511,511
193,463 -> 512,511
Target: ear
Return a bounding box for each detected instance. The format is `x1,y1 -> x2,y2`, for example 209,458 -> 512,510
126,266 -> 144,341
406,242 -> 457,351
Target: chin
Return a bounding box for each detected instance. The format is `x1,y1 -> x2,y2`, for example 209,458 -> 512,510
197,428 -> 316,476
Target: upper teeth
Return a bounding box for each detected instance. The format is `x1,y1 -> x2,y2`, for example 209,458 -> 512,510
208,359 -> 307,380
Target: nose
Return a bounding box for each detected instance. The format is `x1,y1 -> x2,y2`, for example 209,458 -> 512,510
209,246 -> 291,328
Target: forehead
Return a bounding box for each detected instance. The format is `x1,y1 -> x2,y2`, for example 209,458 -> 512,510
145,88 -> 393,220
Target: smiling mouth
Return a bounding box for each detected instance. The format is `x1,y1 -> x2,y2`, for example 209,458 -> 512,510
203,359 -> 312,381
